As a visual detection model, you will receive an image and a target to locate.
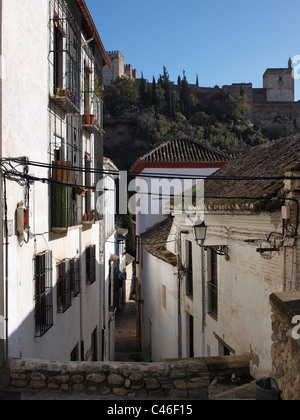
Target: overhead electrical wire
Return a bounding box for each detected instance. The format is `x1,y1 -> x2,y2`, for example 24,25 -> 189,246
2,159 -> 299,251
0,163 -> 297,204
2,157 -> 300,181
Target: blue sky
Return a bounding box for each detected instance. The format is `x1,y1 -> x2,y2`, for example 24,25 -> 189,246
86,0 -> 300,100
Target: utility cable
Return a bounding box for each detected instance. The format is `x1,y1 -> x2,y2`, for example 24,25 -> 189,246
3,157 -> 300,181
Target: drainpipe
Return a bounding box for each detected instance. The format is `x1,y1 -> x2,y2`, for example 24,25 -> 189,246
100,219 -> 106,361
79,226 -> 84,361
3,176 -> 8,365
201,246 -> 206,354
177,276 -> 182,359
177,228 -> 184,359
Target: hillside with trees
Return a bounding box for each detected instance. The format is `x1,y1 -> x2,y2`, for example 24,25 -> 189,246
103,67 -> 269,169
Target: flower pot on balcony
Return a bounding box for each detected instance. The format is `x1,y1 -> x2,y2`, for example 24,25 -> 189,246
56,88 -> 66,97
84,114 -> 95,125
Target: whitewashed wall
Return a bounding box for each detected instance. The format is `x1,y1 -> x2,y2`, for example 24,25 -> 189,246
135,167 -> 215,236
174,210 -> 288,377
140,249 -> 178,362
2,0 -> 105,362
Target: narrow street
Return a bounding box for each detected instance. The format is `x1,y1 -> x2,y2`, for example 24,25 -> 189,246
115,300 -> 146,362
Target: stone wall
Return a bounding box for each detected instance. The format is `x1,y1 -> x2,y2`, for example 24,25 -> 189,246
270,292 -> 300,400
6,355 -> 251,399
8,358 -> 210,399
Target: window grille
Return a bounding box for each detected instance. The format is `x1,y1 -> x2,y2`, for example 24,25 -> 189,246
50,0 -> 81,111
50,114 -> 83,230
91,327 -> 98,362
57,259 -> 72,313
86,245 -> 96,285
207,250 -> 218,319
189,314 -> 194,358
186,241 -> 193,297
34,251 -> 54,337
109,261 -> 117,312
71,258 -> 80,297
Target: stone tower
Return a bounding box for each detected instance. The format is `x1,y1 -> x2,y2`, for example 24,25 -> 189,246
263,60 -> 294,102
103,51 -> 138,86
103,51 -> 125,86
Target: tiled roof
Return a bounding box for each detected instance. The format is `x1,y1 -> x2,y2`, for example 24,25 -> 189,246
141,218 -> 177,266
223,150 -> 246,159
131,133 -> 230,167
204,134 -> 300,212
76,0 -> 111,67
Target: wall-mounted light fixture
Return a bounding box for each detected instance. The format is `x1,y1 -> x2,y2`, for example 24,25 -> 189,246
193,221 -> 228,256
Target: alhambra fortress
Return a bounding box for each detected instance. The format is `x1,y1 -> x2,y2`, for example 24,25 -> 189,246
104,51 -> 300,130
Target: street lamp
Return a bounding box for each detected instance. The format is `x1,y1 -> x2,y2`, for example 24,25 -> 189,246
193,221 -> 207,243
193,221 -> 228,257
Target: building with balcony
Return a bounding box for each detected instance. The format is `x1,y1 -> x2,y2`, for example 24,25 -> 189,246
0,0 -> 118,367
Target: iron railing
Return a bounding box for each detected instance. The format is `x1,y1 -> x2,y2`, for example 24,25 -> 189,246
34,251 -> 54,337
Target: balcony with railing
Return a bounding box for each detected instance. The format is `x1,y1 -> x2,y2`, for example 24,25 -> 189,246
49,0 -> 81,114
50,115 -> 83,232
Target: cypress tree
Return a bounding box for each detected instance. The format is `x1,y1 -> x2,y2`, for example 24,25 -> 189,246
139,74 -> 148,109
180,71 -> 191,118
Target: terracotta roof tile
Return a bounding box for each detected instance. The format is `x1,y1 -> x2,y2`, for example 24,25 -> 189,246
204,134 -> 300,212
134,133 -> 231,165
141,218 -> 177,266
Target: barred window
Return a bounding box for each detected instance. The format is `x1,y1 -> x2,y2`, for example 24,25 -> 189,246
34,251 -> 54,337
186,241 -> 193,297
50,115 -> 83,230
109,260 -> 117,313
57,259 -> 72,313
71,258 -> 80,297
207,249 -> 218,319
86,245 -> 96,285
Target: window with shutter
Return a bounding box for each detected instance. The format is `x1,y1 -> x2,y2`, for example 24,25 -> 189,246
34,251 -> 54,337
71,257 -> 80,297
208,249 -> 218,319
186,241 -> 193,297
109,261 -> 116,313
86,245 -> 96,285
57,259 -> 72,313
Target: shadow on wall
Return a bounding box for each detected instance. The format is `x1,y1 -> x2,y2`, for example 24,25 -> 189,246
3,251 -> 104,364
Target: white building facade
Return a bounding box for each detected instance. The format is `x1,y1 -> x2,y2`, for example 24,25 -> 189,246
0,0 -> 114,366
102,157 -> 119,361
138,135 -> 300,378
131,134 -> 230,360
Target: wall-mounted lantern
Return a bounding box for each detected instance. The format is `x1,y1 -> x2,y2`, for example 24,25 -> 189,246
193,221 -> 228,256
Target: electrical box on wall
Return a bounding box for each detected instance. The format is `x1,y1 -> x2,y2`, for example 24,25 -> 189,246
282,206 -> 291,221
16,202 -> 29,242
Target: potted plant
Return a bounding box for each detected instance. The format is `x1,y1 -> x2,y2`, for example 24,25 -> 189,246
83,114 -> 94,125
82,73 -> 104,127
56,87 -> 66,97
